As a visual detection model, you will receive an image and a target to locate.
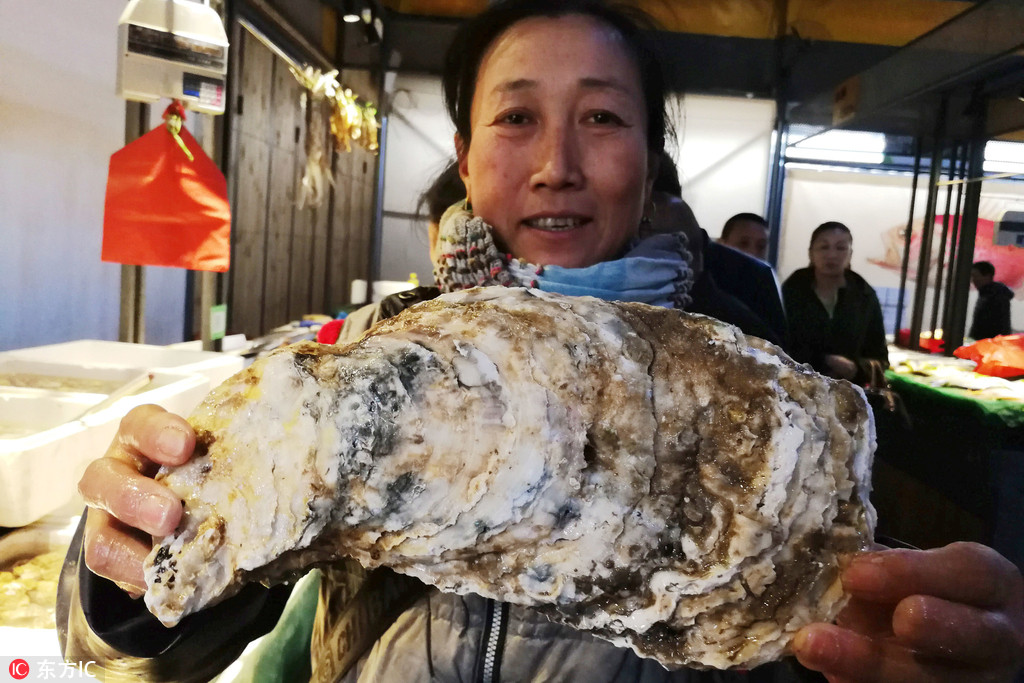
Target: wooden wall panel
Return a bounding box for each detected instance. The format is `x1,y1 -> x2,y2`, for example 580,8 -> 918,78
229,31 -> 274,339
237,32 -> 273,141
309,172 -> 331,315
350,149 -> 374,287
329,146 -> 355,308
263,153 -> 295,324
289,202 -> 316,320
262,57 -> 300,330
231,137 -> 271,338
228,33 -> 380,337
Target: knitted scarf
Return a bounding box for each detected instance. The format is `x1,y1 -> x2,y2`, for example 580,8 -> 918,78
432,202 -> 695,309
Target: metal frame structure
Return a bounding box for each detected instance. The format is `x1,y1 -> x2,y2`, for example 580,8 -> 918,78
783,0 -> 1024,355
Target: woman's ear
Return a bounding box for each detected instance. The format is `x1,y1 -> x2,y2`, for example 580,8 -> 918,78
455,133 -> 472,205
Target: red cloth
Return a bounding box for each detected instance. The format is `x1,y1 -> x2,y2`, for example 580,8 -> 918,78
316,319 -> 345,345
954,334 -> 1024,378
101,104 -> 230,271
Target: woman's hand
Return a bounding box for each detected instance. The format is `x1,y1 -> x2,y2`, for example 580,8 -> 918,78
793,542 -> 1024,682
824,354 -> 858,380
77,404 -> 195,595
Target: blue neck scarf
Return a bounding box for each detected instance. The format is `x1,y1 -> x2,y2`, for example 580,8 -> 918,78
433,203 -> 694,308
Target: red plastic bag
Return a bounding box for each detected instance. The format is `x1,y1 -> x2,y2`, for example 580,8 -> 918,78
101,103 -> 230,272
897,328 -> 945,353
954,334 -> 1024,379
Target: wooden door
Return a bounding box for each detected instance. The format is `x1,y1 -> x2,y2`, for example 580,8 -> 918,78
228,28 -> 375,339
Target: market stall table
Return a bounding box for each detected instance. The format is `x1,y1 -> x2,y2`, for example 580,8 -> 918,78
873,349 -> 1024,570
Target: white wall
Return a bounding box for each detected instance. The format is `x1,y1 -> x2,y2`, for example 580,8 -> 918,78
1,1 -> 186,351
377,73 -> 454,283
669,95 -> 775,238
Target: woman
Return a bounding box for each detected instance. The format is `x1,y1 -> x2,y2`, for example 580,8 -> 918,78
64,2 -> 1024,682
782,222 -> 889,385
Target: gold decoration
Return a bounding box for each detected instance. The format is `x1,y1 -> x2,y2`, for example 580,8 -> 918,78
288,66 -> 382,208
290,65 -> 381,155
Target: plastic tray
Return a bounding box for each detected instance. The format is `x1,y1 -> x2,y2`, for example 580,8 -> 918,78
2,339 -> 244,389
0,360 -> 210,527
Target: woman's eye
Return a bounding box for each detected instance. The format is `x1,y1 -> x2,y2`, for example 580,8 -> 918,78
588,111 -> 624,126
499,112 -> 530,125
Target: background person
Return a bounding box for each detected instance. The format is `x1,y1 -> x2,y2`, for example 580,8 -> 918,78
423,160 -> 465,265
782,221 -> 887,385
970,260 -> 1014,340
647,155 -> 787,347
719,213 -> 770,262
61,3 -> 1024,682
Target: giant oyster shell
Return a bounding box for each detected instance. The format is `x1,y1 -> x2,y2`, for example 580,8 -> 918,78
144,287 -> 875,669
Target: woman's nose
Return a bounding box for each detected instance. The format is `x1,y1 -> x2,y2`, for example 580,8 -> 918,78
530,123 -> 583,190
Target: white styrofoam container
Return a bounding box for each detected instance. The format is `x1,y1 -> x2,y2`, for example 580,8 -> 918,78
0,361 -> 210,527
2,339 -> 244,390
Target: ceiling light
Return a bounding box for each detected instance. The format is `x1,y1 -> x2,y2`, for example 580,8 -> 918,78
342,0 -> 360,22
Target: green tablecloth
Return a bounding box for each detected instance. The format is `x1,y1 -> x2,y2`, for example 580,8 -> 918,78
873,369 -> 1024,556
886,370 -> 1024,430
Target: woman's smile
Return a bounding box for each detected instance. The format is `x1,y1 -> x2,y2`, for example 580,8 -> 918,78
522,214 -> 590,232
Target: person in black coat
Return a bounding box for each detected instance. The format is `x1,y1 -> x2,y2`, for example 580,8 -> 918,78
782,221 -> 887,385
969,260 -> 1014,340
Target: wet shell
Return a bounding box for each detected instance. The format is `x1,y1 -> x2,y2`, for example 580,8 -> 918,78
143,287 -> 875,670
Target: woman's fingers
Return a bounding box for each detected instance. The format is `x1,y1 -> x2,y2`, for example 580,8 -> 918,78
793,623 -> 998,683
79,404 -> 193,537
83,508 -> 152,593
843,543 -> 1022,609
78,405 -> 195,596
893,594 -> 1024,667
107,404 -> 196,470
79,457 -> 182,536
806,544 -> 1024,681
835,596 -> 896,638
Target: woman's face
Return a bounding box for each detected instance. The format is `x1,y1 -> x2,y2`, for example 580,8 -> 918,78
457,14 -> 653,268
809,228 -> 853,277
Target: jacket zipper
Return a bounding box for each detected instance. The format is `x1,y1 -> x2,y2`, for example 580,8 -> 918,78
479,599 -> 508,683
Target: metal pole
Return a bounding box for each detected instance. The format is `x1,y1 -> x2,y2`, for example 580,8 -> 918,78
368,23 -> 393,292
119,101 -> 149,344
942,143 -> 969,334
764,109 -> 788,268
764,0 -> 790,269
945,134 -> 986,354
929,143 -> 958,338
894,137 -> 922,341
909,96 -> 948,349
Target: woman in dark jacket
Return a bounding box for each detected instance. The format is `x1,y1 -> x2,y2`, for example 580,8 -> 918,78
782,221 -> 888,385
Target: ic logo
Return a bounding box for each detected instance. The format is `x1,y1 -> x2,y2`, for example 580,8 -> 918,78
8,658 -> 29,680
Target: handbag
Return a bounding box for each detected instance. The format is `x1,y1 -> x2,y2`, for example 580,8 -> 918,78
863,360 -> 911,430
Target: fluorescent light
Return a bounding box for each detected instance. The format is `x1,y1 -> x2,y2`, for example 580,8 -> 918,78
786,130 -> 886,165
787,148 -> 885,165
984,140 -> 1024,174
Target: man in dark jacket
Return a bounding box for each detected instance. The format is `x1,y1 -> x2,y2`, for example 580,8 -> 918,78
969,260 -> 1014,340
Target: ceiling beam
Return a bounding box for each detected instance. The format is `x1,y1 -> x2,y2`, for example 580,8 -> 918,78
382,0 -> 971,47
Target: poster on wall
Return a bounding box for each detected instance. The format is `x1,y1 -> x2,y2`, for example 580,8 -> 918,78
781,166 -> 1024,334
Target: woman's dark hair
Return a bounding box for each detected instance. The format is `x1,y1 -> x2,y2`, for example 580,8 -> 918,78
442,0 -> 668,154
810,221 -> 853,247
418,160 -> 466,224
651,149 -> 681,196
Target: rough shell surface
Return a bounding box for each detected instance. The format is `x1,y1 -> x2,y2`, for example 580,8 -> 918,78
143,287 -> 875,670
